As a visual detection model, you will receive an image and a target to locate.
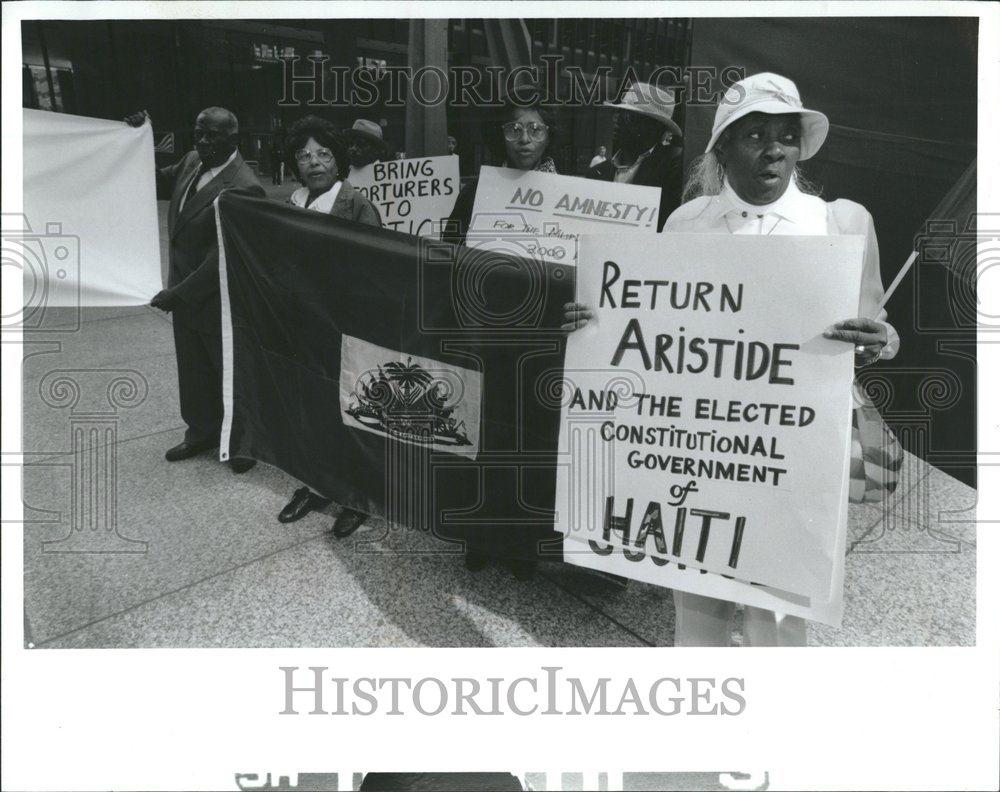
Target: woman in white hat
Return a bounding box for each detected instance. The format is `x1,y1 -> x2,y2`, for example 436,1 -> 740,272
563,72 -> 899,646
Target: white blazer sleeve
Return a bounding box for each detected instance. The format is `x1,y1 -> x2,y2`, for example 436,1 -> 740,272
831,200 -> 900,359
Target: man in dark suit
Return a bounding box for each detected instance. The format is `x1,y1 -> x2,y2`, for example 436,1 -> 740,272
126,106 -> 265,471
586,81 -> 685,232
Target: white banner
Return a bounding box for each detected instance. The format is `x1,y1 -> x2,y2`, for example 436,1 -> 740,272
468,166 -> 661,264
350,155 -> 460,237
20,109 -> 161,306
555,232 -> 864,619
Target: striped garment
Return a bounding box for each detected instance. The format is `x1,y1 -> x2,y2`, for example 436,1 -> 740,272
849,383 -> 903,503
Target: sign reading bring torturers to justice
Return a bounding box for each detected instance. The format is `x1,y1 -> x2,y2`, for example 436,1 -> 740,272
555,233 -> 866,610
468,166 -> 661,264
351,154 -> 460,237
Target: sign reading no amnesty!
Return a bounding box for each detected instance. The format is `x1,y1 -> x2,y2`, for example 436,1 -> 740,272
468,166 -> 661,264
555,232 -> 865,625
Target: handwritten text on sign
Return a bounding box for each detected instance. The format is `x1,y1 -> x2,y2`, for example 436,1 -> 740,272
351,155 -> 459,237
468,166 -> 661,264
555,233 -> 865,603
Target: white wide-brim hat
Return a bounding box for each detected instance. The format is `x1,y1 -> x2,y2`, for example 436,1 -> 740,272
706,72 -> 829,160
603,81 -> 683,137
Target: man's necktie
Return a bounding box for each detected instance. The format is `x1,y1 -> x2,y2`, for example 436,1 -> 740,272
184,162 -> 209,205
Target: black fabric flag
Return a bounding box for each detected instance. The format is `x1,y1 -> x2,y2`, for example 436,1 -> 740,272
216,192 -> 573,560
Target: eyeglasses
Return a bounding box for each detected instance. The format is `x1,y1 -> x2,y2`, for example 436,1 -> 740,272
502,121 -> 549,142
295,148 -> 335,165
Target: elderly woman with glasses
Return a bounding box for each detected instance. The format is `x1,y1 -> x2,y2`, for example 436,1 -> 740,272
285,115 -> 381,222
277,115 -> 382,538
564,72 -> 899,646
442,91 -> 557,247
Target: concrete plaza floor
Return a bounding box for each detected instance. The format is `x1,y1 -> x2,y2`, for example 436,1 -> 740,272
19,194 -> 977,648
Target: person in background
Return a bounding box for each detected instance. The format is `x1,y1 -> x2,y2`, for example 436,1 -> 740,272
270,132 -> 285,185
442,92 -> 558,248
277,115 -> 382,539
585,81 -> 685,231
344,118 -> 386,179
589,144 -> 608,168
563,72 -> 899,646
447,134 -> 458,155
125,106 -> 264,473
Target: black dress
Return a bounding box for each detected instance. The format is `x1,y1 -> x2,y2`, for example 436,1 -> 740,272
436,165 -> 568,565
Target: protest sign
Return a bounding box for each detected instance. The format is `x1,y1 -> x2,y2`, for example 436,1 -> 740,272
467,166 -> 661,264
21,109 -> 161,306
350,155 -> 460,237
554,232 -> 865,610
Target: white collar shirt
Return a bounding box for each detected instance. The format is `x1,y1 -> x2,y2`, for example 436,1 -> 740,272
675,179 -> 829,236
179,149 -> 239,212
290,181 -> 343,213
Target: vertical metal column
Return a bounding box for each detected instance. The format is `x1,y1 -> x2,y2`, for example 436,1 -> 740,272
405,19 -> 449,158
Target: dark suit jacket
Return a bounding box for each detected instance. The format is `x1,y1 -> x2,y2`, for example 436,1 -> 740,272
586,140 -> 685,231
157,150 -> 265,333
440,176 -> 479,247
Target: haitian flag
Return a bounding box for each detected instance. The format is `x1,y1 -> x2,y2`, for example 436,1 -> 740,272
215,192 -> 572,560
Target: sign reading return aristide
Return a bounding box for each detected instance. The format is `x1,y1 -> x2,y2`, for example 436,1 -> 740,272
555,232 -> 865,618
468,166 -> 661,264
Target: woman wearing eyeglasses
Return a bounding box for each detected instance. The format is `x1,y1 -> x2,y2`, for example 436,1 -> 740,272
442,93 -> 558,247
276,115 -> 382,537
440,92 -> 558,579
285,115 -> 381,223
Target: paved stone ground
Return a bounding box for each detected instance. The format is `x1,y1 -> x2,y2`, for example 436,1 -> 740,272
18,195 -> 977,648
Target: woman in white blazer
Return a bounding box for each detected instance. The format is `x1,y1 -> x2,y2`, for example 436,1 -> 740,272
563,72 -> 898,646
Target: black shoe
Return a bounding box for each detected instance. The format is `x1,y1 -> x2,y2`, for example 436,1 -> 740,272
464,551 -> 489,572
332,508 -> 365,538
165,438 -> 215,461
278,487 -> 329,523
229,457 -> 256,474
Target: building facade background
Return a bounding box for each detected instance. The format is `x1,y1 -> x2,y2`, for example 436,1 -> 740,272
21,18 -> 693,178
